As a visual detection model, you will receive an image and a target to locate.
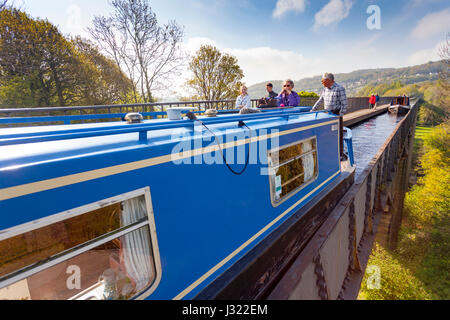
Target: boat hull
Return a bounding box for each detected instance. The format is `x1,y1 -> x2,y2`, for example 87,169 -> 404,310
195,165 -> 355,300
0,112 -> 343,300
388,105 -> 410,116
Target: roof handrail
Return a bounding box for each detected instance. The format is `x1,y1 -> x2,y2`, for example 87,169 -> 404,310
0,109 -> 327,147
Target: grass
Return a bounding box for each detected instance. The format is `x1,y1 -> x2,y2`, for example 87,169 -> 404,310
415,126 -> 432,140
416,215 -> 450,299
412,126 -> 433,179
415,126 -> 432,153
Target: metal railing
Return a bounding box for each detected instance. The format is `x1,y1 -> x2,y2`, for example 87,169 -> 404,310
0,96 -> 400,128
0,109 -> 319,146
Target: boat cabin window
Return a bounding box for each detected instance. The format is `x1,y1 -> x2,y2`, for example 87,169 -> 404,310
0,194 -> 157,300
269,137 -> 319,204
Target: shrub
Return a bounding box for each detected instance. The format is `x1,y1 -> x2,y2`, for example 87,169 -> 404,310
361,123 -> 450,300
360,244 -> 432,300
405,123 -> 450,226
418,103 -> 447,126
297,91 -> 319,98
423,123 -> 450,159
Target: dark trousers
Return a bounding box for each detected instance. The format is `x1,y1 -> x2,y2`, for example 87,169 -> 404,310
331,109 -> 344,158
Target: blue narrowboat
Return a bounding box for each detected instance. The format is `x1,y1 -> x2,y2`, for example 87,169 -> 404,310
0,107 -> 352,300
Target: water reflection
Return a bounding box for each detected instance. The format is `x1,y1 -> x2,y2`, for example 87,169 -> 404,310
351,112 -> 404,178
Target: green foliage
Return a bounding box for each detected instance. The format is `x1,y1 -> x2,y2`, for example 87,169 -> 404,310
71,37 -> 134,105
423,123 -> 450,159
359,244 -> 432,300
360,123 -> 450,300
358,79 -> 449,126
0,8 -> 134,108
415,215 -> 450,299
297,91 -> 319,97
418,102 -> 447,126
421,80 -> 450,115
0,8 -> 71,106
357,80 -> 408,97
384,84 -> 421,97
415,126 -> 433,140
405,124 -> 450,299
0,75 -> 36,107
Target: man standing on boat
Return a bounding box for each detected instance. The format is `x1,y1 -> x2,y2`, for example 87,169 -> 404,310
311,73 -> 348,160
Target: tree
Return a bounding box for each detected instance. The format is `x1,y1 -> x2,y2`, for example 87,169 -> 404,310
0,8 -> 135,107
186,45 -> 244,103
438,33 -> 450,100
0,8 -> 79,107
88,0 -> 186,104
438,33 -> 449,78
71,37 -> 134,105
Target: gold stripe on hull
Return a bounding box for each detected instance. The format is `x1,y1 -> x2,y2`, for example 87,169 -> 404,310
173,170 -> 341,300
0,120 -> 337,201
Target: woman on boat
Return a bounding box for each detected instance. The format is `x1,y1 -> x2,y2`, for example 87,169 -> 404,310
236,85 -> 252,110
278,79 -> 300,107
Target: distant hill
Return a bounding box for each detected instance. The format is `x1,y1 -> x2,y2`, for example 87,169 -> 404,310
247,61 -> 445,98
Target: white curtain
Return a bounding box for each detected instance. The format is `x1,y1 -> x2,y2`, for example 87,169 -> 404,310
120,196 -> 155,293
302,140 -> 316,182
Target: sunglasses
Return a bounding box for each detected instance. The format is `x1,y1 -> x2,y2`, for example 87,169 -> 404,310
283,85 -> 291,88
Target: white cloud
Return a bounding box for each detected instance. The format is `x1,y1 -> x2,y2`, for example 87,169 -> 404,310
66,5 -> 84,36
176,33 -> 442,99
407,41 -> 446,65
313,0 -> 354,30
184,37 -> 218,54
272,0 -> 307,19
175,37 -> 322,97
411,8 -> 450,40
225,47 -> 321,86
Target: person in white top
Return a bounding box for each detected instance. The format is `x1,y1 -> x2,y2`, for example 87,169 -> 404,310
236,85 -> 252,110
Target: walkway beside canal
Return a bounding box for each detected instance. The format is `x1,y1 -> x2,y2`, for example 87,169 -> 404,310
344,105 -> 389,127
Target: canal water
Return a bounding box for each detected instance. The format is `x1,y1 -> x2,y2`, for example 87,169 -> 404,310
350,112 -> 405,178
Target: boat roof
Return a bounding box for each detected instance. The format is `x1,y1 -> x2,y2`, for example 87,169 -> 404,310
0,110 -> 336,170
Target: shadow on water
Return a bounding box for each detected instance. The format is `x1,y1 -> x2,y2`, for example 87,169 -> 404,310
350,112 -> 405,178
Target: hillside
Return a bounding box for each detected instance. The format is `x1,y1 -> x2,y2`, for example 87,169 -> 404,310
248,61 -> 445,98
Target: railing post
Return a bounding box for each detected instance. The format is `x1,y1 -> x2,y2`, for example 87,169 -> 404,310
314,254 -> 329,300
139,131 -> 148,144
348,202 -> 362,273
363,172 -> 373,236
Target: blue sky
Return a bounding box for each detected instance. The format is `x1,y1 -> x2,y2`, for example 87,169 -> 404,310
13,0 -> 450,94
